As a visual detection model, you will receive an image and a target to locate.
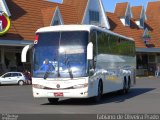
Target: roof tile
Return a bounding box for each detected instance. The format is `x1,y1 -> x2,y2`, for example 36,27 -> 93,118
63,0 -> 88,23
1,0 -> 57,40
114,2 -> 128,18
132,6 -> 142,20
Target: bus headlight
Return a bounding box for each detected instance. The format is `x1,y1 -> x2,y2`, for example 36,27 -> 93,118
73,83 -> 88,89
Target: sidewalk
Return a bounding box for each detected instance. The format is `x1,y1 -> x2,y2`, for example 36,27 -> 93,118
136,76 -> 160,80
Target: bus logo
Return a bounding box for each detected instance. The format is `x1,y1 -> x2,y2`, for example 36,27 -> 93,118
0,11 -> 11,36
56,84 -> 60,89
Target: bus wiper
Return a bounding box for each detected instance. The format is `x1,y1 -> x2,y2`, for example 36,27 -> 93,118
43,65 -> 54,79
57,60 -> 61,78
65,58 -> 73,79
44,71 -> 49,79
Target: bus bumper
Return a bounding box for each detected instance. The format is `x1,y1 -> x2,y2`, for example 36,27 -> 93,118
32,87 -> 91,98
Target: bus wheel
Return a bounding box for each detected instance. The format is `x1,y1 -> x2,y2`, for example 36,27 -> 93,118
48,98 -> 59,104
126,78 -> 131,92
93,80 -> 103,103
121,78 -> 128,94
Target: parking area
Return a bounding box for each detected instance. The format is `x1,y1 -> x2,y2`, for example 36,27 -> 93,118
0,77 -> 160,114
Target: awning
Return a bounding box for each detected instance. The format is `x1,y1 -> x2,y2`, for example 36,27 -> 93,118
0,39 -> 33,46
136,48 -> 160,53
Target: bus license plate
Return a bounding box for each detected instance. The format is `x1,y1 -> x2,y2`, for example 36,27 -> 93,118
54,92 -> 63,97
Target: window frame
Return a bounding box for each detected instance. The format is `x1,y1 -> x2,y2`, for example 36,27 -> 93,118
53,20 -> 60,25
89,10 -> 100,24
125,15 -> 130,26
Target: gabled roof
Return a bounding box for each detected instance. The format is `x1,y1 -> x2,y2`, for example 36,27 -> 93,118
114,2 -> 128,18
132,6 -> 142,20
0,0 -> 58,40
146,1 -> 160,20
41,4 -> 78,26
56,4 -> 78,24
41,7 -> 57,26
146,1 -> 160,38
63,0 -> 88,23
106,12 -> 160,48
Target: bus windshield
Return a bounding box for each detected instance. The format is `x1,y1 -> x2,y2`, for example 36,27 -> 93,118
33,31 -> 88,79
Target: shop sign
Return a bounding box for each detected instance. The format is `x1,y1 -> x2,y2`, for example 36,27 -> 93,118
0,11 -> 11,36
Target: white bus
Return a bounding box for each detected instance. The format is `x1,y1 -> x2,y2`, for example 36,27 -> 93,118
21,25 -> 136,103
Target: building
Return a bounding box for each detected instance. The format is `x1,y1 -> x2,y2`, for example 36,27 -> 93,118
0,0 -> 58,74
1,0 -> 160,76
107,2 -> 160,76
0,0 -> 110,74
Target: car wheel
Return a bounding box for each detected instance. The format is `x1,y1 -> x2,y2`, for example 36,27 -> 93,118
48,98 -> 59,104
18,80 -> 24,86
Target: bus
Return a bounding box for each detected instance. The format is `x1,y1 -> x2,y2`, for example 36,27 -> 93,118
21,25 -> 136,103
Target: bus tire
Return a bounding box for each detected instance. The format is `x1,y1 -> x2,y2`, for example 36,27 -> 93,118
48,98 -> 59,104
121,77 -> 128,94
127,77 -> 131,92
93,80 -> 103,103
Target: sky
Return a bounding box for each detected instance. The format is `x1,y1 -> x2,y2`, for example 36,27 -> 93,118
50,0 -> 159,12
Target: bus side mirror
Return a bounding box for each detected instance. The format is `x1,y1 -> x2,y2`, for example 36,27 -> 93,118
21,44 -> 33,62
87,42 -> 93,60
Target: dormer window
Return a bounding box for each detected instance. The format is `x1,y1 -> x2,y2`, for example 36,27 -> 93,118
50,7 -> 64,26
53,20 -> 60,25
125,15 -> 130,26
89,10 -> 99,24
132,6 -> 146,29
82,0 -> 110,29
140,17 -> 144,28
115,3 -> 132,26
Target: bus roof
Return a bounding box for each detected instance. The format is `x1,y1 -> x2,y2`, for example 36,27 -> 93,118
36,25 -> 134,41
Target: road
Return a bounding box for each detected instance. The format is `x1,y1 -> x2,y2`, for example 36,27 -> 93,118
0,77 -> 160,114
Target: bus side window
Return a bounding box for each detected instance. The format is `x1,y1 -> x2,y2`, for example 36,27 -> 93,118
90,30 -> 97,70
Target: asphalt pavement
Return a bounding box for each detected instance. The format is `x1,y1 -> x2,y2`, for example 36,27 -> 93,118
0,77 -> 160,114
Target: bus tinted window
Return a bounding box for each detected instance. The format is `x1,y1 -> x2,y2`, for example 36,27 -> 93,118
90,30 -> 97,56
33,31 -> 88,78
97,32 -> 110,54
97,30 -> 135,56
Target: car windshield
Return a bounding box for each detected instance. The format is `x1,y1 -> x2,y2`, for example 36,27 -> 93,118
33,31 -> 88,78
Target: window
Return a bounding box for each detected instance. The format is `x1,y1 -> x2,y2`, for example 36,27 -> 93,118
53,20 -> 60,25
148,55 -> 156,63
18,73 -> 22,76
140,18 -> 144,28
90,30 -> 98,70
97,31 -> 110,54
157,55 -> 160,63
89,10 -> 99,24
3,73 -> 11,78
137,54 -> 148,69
125,15 -> 130,26
97,30 -> 135,56
90,30 -> 97,56
12,73 -> 19,77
